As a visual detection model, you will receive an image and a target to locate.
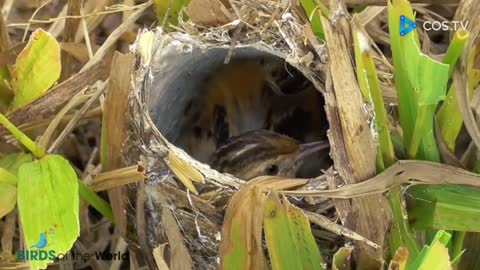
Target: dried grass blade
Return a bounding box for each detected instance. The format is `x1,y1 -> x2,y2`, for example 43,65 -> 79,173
101,52 -> 134,235
282,160 -> 480,198
80,0 -> 152,72
306,211 -> 380,249
48,80 -> 107,152
158,191 -> 194,269
166,151 -> 204,195
38,86 -> 90,149
89,165 -> 146,191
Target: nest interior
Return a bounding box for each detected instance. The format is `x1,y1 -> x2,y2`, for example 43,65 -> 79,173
147,46 -> 283,143
147,42 -> 330,177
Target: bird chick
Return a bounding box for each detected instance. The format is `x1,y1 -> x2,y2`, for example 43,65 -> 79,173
209,129 -> 329,180
178,58 -> 328,165
180,58 -> 281,162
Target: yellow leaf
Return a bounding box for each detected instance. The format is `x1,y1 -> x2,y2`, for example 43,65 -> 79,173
11,29 -> 61,110
166,151 -> 204,194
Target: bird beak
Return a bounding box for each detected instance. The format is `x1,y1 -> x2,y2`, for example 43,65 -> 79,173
293,140 -> 330,166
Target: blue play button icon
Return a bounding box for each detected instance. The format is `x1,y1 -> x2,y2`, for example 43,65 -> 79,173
399,15 -> 417,36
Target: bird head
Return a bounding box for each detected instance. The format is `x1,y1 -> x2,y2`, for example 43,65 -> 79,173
209,129 -> 329,180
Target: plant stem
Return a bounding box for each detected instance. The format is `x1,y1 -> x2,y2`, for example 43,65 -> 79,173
451,231 -> 466,268
0,113 -> 46,158
78,180 -> 114,223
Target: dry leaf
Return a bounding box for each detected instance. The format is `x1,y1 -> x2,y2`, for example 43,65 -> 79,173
166,151 -> 205,195
283,160 -> 480,198
153,244 -> 170,270
186,0 -> 233,27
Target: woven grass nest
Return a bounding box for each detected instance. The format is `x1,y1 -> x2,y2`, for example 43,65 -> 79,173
122,1 -> 387,269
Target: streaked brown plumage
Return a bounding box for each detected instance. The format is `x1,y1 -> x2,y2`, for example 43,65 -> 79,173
178,58 -> 327,165
210,129 -> 330,180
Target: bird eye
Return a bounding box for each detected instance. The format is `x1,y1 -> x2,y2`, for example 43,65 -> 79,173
265,164 -> 279,175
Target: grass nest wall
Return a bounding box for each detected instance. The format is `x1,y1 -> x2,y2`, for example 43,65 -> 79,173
122,1 -> 382,268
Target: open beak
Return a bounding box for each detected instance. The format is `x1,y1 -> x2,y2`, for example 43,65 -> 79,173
293,140 -> 330,167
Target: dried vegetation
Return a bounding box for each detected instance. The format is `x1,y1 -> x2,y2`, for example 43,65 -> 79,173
0,0 -> 480,269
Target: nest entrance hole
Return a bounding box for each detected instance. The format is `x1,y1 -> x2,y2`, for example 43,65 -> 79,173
148,46 -> 330,178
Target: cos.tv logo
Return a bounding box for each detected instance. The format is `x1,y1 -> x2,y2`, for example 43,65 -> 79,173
17,226 -> 57,261
399,15 -> 417,36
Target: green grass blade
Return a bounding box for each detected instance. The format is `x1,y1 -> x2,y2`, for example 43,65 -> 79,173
388,0 -> 449,161
299,0 -> 325,40
443,30 -> 469,78
402,33 -> 448,160
264,194 -> 325,270
353,26 -> 419,258
77,180 -> 114,223
153,0 -> 190,28
410,231 -> 452,270
387,0 -> 418,150
450,231 -> 466,268
409,185 -> 480,232
437,44 -> 480,151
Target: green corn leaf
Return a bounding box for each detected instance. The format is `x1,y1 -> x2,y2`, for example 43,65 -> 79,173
387,0 -> 418,151
409,185 -> 480,232
450,232 -> 466,267
264,193 -> 325,270
17,154 -> 79,270
353,25 -> 419,259
388,0 -> 449,161
443,30 -> 469,78
10,29 -> 61,110
402,34 -> 449,106
402,33 -> 449,160
437,43 -> 480,151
